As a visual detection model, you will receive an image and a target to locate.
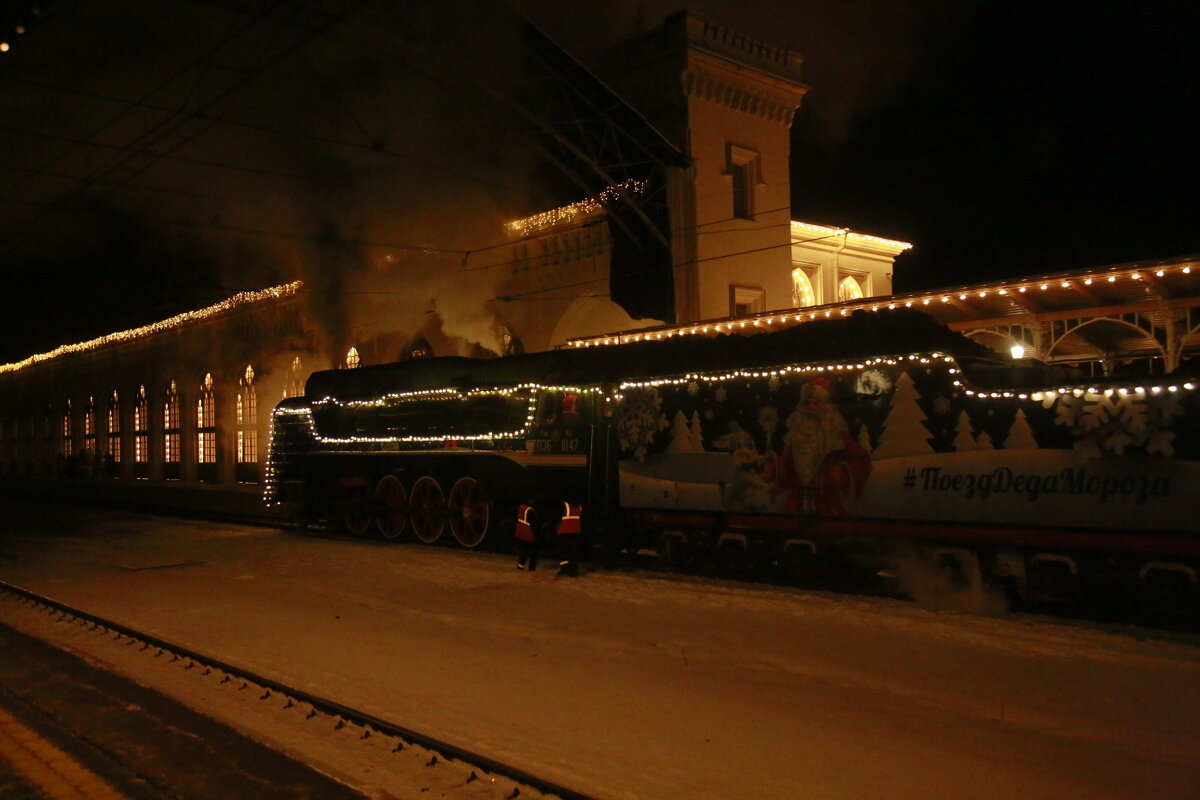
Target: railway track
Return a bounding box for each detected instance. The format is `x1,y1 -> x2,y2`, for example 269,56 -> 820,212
0,579 -> 598,800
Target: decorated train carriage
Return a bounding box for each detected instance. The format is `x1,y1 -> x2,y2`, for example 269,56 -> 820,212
266,310 -> 1200,611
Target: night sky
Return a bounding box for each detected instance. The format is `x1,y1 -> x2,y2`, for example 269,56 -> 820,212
0,0 -> 1196,362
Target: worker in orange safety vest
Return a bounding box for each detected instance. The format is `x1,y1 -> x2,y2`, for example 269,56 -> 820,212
555,499 -> 583,577
515,499 -> 540,571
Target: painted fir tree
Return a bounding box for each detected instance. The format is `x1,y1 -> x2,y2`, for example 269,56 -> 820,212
666,410 -> 699,453
952,408 -> 987,451
873,371 -> 932,459
1002,408 -> 1038,450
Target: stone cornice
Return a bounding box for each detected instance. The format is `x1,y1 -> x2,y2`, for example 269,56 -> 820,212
683,43 -> 808,123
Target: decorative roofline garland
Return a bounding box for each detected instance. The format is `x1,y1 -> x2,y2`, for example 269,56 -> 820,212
567,262 -> 1199,348
0,281 -> 304,376
504,179 -> 649,239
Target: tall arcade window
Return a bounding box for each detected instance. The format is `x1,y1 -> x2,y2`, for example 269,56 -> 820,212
61,399 -> 72,458
133,385 -> 149,478
345,346 -> 360,369
27,412 -> 35,475
83,396 -> 97,457
163,381 -> 181,479
41,408 -> 53,474
197,373 -> 216,481
236,365 -> 258,483
285,356 -> 304,399
107,391 -> 122,472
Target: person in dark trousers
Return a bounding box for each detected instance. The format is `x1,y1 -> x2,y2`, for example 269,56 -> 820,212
515,499 -> 540,571
555,498 -> 583,577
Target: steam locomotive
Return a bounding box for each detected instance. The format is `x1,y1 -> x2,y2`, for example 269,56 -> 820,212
266,310 -> 1200,614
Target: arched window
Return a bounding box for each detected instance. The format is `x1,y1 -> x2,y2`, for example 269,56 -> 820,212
406,337 -> 433,360
133,386 -> 149,478
26,411 -> 35,476
107,391 -> 121,475
236,365 -> 258,483
42,406 -> 53,474
791,267 -> 816,308
61,399 -> 73,458
163,381 -> 181,479
197,373 -> 216,482
286,356 -> 304,399
83,396 -> 97,456
345,347 -> 360,369
837,275 -> 864,303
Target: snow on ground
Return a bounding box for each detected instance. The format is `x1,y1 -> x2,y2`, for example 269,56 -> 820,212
0,503 -> 1198,800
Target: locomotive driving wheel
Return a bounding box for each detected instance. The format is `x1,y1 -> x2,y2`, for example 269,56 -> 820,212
374,474 -> 408,539
340,477 -> 372,536
448,476 -> 491,548
409,475 -> 446,543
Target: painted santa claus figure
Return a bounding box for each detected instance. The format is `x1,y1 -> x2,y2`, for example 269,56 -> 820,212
777,377 -> 872,515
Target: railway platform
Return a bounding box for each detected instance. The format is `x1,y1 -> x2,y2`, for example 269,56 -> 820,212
0,619 -> 367,800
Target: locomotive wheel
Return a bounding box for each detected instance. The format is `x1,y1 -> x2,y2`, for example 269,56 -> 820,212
409,475 -> 446,544
341,478 -> 372,536
374,475 -> 408,539
448,476 -> 491,548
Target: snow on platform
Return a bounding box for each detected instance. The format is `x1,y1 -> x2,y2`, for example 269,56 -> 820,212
0,503 -> 1197,800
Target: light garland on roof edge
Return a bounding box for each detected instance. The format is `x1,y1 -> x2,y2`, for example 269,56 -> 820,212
0,282 -> 304,375
568,262 -> 1200,348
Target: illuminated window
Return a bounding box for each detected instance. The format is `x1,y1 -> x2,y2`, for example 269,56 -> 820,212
107,391 -> 121,468
791,267 -> 816,308
134,387 -> 149,476
726,144 -> 761,220
345,347 -> 360,369
285,355 -> 304,398
164,381 -> 181,479
61,399 -> 72,458
729,284 -> 766,317
83,396 -> 97,457
405,337 -> 433,360
236,366 -> 258,482
838,275 -> 864,302
197,373 -> 216,480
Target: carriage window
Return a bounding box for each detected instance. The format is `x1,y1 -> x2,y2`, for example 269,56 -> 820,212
237,365 -> 257,465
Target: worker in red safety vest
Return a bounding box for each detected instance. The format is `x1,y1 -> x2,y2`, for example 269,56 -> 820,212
515,499 -> 540,571
555,499 -> 583,577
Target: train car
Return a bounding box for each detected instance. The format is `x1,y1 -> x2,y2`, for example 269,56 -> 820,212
266,310 -> 1200,614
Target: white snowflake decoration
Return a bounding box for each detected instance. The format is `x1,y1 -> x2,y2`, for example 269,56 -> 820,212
1047,390 -> 1182,458
615,387 -> 669,461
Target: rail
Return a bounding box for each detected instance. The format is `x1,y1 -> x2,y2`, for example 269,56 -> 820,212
0,578 -> 601,800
